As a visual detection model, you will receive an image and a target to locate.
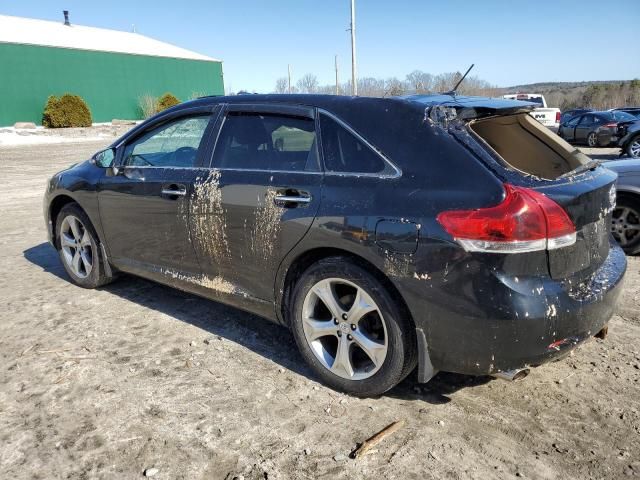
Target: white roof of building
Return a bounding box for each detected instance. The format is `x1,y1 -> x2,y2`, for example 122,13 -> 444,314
0,14 -> 220,62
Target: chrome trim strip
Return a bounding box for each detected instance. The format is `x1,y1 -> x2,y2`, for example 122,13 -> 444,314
161,188 -> 187,196
274,195 -> 311,204
547,232 -> 577,250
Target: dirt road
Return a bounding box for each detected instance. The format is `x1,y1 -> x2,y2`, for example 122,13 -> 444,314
1,141 -> 639,479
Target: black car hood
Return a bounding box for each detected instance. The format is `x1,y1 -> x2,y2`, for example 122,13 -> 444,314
604,159 -> 640,174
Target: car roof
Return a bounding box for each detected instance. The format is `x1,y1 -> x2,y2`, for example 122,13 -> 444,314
185,93 -> 536,112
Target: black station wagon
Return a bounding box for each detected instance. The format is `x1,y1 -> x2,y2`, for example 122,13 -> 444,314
44,94 -> 626,396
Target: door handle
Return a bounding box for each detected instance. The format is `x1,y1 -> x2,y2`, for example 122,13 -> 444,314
273,189 -> 312,207
161,184 -> 187,198
274,194 -> 311,204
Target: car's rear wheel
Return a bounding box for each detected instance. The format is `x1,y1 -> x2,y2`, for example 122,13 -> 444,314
289,257 -> 416,397
587,132 -> 598,147
55,203 -> 112,288
611,195 -> 640,254
627,135 -> 640,158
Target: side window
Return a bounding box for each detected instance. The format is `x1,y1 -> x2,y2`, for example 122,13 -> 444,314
319,113 -> 387,174
212,112 -> 318,172
579,114 -> 594,125
123,115 -> 210,168
566,115 -> 581,127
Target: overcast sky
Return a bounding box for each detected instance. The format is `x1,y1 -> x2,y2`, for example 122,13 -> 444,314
2,0 -> 639,93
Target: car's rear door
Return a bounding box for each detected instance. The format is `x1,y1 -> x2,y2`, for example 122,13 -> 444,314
98,106 -> 218,279
191,103 -> 322,309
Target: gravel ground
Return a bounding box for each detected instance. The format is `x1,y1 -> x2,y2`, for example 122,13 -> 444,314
0,141 -> 639,480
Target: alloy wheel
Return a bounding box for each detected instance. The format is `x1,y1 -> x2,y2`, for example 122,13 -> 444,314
629,139 -> 640,158
587,132 -> 597,147
611,205 -> 640,247
60,215 -> 93,279
301,278 -> 388,380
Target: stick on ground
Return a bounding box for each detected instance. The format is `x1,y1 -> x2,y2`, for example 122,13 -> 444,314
352,419 -> 406,459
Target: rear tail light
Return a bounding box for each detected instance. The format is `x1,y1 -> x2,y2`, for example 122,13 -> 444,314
602,122 -> 617,128
555,111 -> 561,123
437,184 -> 576,253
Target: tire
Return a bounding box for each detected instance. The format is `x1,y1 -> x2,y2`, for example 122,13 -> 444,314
587,132 -> 598,147
55,203 -> 113,288
626,135 -> 640,159
611,195 -> 640,255
289,257 -> 417,397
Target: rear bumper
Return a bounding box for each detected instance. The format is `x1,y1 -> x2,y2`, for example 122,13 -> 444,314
408,242 -> 626,378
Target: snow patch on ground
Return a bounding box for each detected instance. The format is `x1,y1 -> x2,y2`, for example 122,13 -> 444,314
0,132 -> 108,146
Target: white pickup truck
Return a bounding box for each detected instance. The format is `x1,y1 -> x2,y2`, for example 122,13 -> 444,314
502,93 -> 561,131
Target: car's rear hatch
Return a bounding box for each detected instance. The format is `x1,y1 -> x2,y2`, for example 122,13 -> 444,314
411,95 -> 617,281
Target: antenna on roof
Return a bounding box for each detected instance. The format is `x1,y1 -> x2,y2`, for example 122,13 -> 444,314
444,63 -> 474,96
63,10 -> 71,26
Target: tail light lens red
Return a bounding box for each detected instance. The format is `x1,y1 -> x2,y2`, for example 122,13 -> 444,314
437,184 -> 576,253
555,111 -> 561,123
602,122 -> 618,128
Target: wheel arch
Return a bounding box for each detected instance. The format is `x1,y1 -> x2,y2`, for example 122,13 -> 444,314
49,194 -> 78,247
621,132 -> 640,155
616,187 -> 640,200
278,247 -> 415,332
49,194 -> 114,277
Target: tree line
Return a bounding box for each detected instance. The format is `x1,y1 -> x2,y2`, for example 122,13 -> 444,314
273,70 -> 500,97
270,71 -> 640,111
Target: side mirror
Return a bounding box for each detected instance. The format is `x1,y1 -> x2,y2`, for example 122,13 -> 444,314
92,148 -> 116,168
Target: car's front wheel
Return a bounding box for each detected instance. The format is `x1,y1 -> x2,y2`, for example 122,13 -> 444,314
290,257 -> 417,397
55,203 -> 112,288
611,195 -> 640,254
626,135 -> 640,158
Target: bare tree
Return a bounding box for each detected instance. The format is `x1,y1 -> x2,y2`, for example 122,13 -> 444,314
383,77 -> 406,97
406,70 -> 433,93
297,74 -> 319,93
274,77 -> 288,94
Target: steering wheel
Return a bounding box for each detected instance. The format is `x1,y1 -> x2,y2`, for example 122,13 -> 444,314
173,146 -> 197,166
128,153 -> 153,166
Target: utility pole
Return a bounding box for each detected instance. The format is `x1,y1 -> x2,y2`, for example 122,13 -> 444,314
349,0 -> 357,95
335,55 -> 339,95
287,64 -> 292,93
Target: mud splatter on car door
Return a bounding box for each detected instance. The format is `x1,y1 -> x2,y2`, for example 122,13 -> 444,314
192,104 -> 323,301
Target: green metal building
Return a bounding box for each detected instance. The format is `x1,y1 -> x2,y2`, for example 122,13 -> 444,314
0,13 -> 224,126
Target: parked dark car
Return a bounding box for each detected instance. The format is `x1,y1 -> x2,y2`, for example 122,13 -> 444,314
613,107 -> 640,119
606,159 -> 640,254
558,110 -> 640,156
560,108 -> 592,124
44,94 -> 626,396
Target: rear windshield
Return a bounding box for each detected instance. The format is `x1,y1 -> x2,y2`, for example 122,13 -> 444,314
610,111 -> 637,122
518,96 -> 544,106
469,113 -> 589,180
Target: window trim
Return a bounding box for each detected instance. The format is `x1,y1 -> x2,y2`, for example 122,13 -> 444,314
207,104 -> 321,174
317,109 -> 402,179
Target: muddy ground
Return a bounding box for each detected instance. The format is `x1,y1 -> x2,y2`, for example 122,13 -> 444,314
0,141 -> 638,480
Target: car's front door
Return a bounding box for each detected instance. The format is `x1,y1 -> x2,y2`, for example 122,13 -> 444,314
98,108 -> 217,280
575,114 -> 595,144
190,104 -> 322,310
561,115 -> 581,142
